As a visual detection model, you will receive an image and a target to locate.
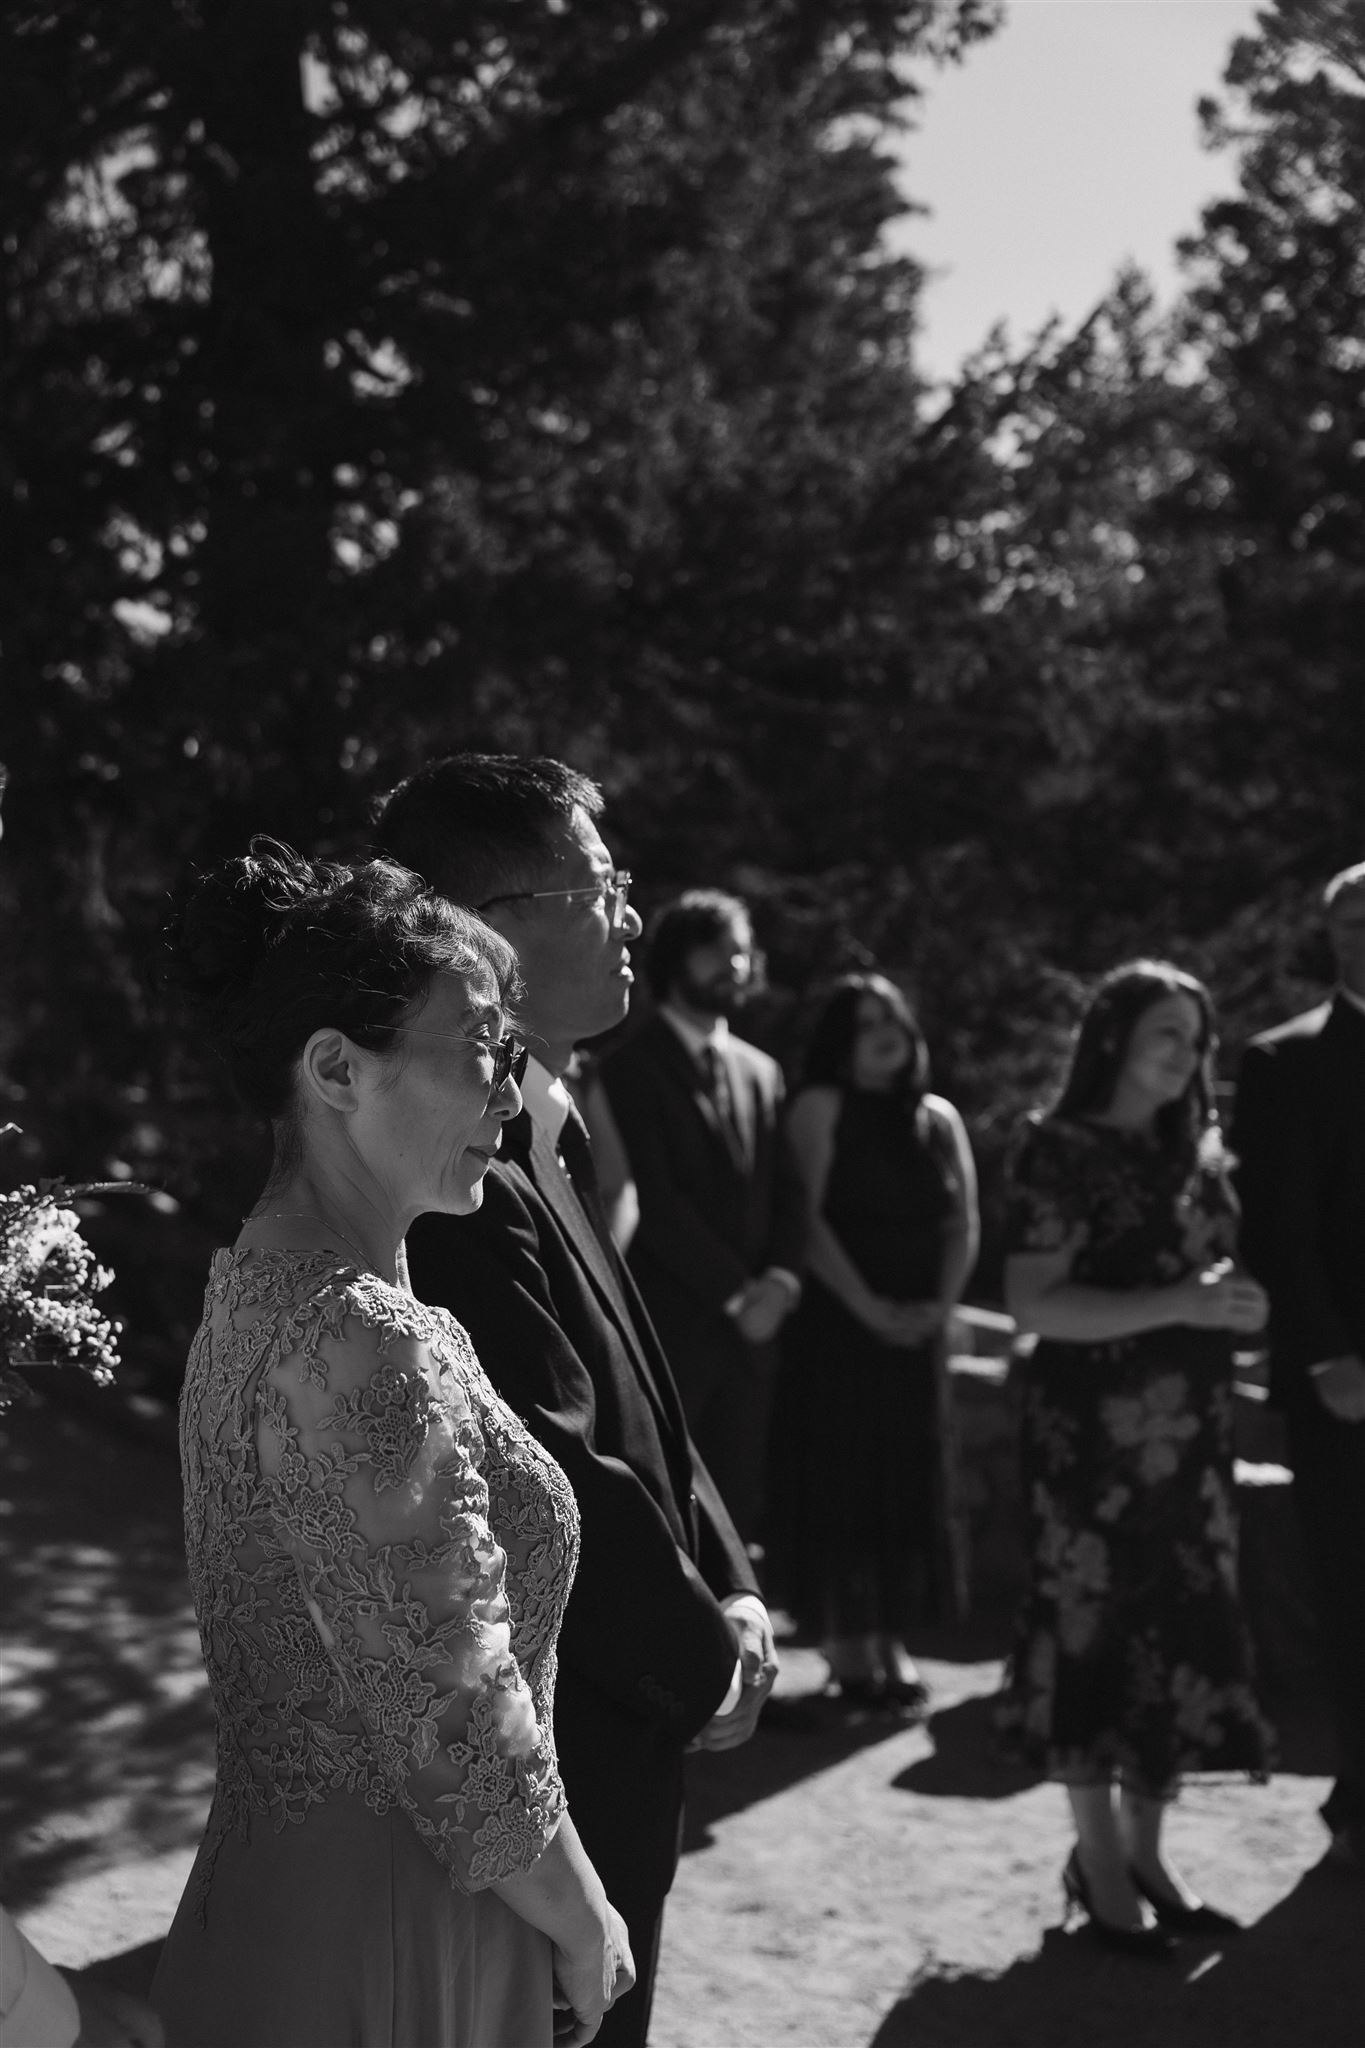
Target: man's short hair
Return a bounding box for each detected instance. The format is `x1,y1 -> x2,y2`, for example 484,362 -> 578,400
1324,860 -> 1365,913
372,754 -> 603,910
645,889 -> 751,1002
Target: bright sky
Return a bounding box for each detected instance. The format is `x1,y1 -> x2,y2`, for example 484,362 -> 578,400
891,0 -> 1263,383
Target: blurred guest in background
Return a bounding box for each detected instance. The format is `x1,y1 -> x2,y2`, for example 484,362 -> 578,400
998,960 -> 1271,1957
770,975 -> 977,1712
1232,860 -> 1365,1871
153,840 -> 631,2048
602,891 -> 807,1548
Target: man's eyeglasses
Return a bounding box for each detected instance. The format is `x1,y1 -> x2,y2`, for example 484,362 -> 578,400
478,869 -> 633,933
387,1029 -> 530,1089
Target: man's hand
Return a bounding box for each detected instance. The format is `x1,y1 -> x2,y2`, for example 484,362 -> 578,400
1309,1352 -> 1365,1422
726,1596 -> 778,1691
691,1598 -> 779,1752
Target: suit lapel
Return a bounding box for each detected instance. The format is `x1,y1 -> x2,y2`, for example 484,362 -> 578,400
519,1113 -> 691,1459
650,1016 -> 746,1173
1320,996 -> 1365,1147
527,1116 -> 623,1311
720,1039 -> 756,1169
1325,991 -> 1365,1062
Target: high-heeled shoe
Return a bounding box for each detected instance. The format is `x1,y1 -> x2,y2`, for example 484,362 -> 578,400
1128,1868 -> 1242,1935
1062,1850 -> 1176,1958
884,1675 -> 932,1721
834,1676 -> 890,1711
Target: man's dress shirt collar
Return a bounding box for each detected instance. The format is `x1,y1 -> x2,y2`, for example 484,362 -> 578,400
658,1005 -> 730,1061
518,1054 -> 574,1148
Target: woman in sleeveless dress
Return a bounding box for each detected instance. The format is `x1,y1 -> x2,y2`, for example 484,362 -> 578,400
152,840 -> 633,2047
997,959 -> 1272,1956
773,974 -> 978,1710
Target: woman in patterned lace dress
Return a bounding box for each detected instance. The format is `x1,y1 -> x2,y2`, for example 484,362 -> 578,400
997,960 -> 1273,1956
153,840 -> 632,2047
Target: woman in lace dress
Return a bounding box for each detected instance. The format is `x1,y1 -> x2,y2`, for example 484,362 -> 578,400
997,960 -> 1272,1956
153,841 -> 632,2048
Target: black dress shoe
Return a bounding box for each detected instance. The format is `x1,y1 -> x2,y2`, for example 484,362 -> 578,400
885,1676 -> 932,1722
1062,1851 -> 1176,1959
835,1676 -> 890,1711
1129,1870 -> 1242,1935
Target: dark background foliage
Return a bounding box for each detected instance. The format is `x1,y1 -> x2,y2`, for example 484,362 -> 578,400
2,0 -> 1360,1384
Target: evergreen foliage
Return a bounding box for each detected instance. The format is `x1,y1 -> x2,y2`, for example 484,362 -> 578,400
0,0 -> 1359,1364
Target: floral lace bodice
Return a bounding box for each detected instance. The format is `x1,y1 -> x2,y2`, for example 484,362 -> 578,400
179,1247 -> 579,1904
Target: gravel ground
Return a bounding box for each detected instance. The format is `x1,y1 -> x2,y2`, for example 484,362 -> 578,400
3,1397 -> 1360,2047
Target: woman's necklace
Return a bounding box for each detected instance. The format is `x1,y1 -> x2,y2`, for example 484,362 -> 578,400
245,1209 -> 376,1271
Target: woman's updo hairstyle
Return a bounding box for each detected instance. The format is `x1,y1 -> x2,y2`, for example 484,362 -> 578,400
163,837 -> 519,1127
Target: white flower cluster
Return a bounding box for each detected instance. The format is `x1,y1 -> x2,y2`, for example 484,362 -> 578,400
0,1181 -> 121,1408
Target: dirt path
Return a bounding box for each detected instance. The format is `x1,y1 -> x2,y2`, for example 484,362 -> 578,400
656,1652 -> 1359,2046
3,1401 -> 1360,2046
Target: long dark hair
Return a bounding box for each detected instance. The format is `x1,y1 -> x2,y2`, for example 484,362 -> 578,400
1051,958 -> 1217,1161
801,973 -> 930,1112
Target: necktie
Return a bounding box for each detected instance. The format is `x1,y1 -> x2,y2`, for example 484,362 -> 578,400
698,1044 -> 745,1166
557,1098 -> 617,1261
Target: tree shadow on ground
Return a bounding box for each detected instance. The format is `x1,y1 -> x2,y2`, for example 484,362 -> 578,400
683,1696 -> 918,1854
869,1854 -> 1364,2048
684,1605 -> 1335,1840
893,1690 -> 1040,1799
893,1682 -> 1335,1801
0,1403 -> 214,1911
681,1618 -> 1017,1846
76,1939 -> 165,2000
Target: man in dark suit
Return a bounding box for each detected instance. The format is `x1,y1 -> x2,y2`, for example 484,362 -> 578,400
373,757 -> 777,2045
1232,860 -> 1365,1868
601,892 -> 807,1547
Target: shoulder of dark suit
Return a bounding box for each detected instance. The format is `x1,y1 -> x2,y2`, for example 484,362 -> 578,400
725,1030 -> 782,1083
1245,999 -> 1338,1057
602,1012 -> 672,1071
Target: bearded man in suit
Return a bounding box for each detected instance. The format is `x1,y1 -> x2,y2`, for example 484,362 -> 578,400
601,892 -> 807,1549
373,756 -> 777,2046
1232,860 -> 1365,1870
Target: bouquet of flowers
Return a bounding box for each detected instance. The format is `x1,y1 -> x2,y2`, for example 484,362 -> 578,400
0,1128 -> 123,1410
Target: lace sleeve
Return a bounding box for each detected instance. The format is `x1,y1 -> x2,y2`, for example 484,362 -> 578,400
254,1282 -> 566,1892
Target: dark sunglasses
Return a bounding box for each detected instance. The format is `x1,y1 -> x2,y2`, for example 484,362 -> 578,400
388,1029 -> 530,1089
